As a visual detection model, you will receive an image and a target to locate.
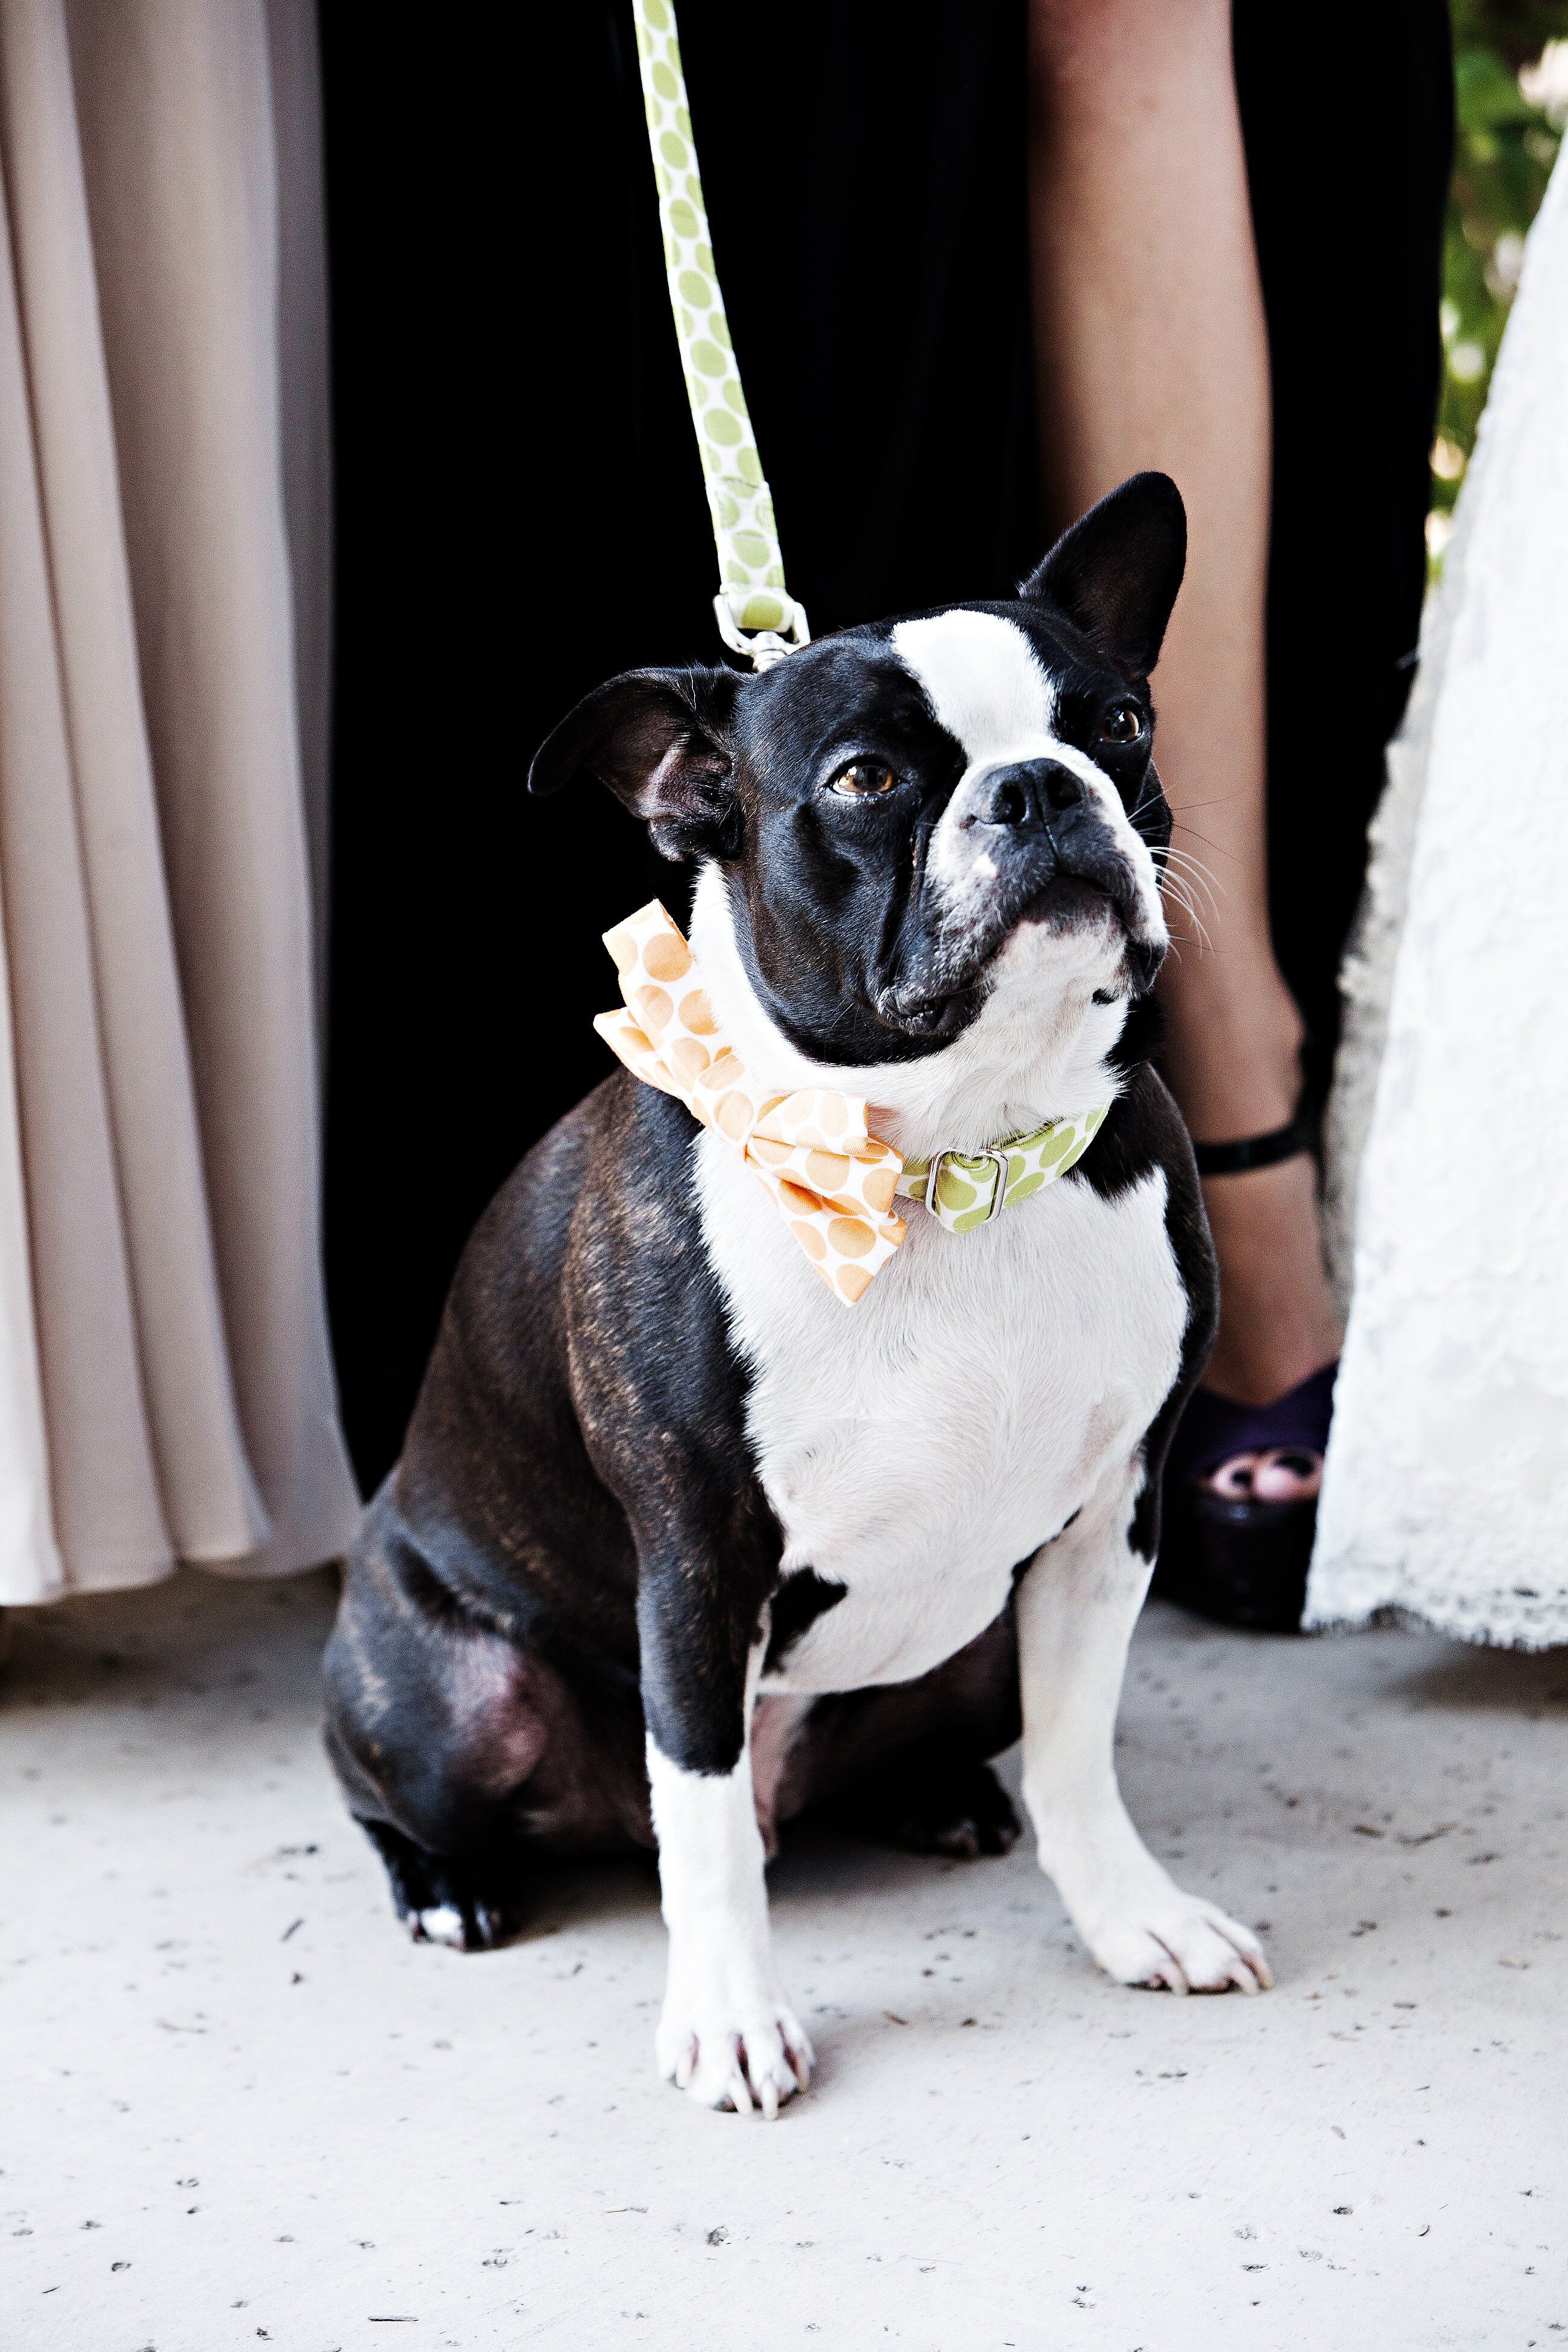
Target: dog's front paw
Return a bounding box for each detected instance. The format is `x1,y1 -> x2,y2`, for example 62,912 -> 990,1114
656,1974 -> 814,2118
1081,1878 -> 1272,1996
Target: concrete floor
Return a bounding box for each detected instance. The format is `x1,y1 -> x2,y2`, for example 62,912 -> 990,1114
2,1570 -> 1564,2352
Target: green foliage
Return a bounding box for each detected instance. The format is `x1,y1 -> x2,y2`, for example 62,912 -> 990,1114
1434,2 -> 1567,540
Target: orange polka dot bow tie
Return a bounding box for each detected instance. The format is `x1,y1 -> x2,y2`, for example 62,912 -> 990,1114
597,903 -> 906,1303
596,904 -> 1113,1305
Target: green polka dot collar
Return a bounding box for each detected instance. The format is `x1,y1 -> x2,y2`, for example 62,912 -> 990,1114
897,1108 -> 1112,1233
632,0 -> 809,669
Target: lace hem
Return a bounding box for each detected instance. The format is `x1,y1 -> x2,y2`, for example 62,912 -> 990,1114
1305,1589 -> 1568,1653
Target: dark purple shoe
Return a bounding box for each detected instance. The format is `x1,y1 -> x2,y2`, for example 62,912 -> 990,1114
1154,1364 -> 1336,1633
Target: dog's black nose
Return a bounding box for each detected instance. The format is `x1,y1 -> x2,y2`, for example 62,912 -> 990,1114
973,760 -> 1087,828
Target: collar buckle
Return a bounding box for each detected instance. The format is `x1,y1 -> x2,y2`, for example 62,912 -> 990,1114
927,1144 -> 1013,1224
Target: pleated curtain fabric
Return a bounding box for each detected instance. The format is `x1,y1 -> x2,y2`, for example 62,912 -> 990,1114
0,0 -> 359,1601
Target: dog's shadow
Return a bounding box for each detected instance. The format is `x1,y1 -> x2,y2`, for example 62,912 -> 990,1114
496,1849 -> 656,1944
485,1810 -> 967,1956
1381,1633 -> 1568,1718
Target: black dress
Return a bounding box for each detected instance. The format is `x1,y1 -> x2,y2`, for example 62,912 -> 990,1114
320,1 -> 1453,1487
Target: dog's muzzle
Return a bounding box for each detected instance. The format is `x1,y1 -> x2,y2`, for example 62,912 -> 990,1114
969,758 -> 1165,991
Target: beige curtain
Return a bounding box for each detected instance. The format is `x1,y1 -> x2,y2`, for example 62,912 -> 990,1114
0,0 -> 359,1602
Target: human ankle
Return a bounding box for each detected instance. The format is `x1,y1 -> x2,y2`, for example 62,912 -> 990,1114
1157,963 -> 1306,1145
1200,1159 -> 1341,1405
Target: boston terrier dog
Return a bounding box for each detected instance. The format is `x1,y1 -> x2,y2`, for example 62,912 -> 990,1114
324,471 -> 1272,2118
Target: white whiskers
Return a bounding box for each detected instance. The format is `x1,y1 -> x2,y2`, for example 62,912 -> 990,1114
1153,839 -> 1221,951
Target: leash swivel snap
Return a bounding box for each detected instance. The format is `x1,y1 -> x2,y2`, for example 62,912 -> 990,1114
712,590 -> 811,672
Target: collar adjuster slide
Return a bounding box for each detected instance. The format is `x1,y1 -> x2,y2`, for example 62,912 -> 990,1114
926,1145 -> 1010,1227
900,1105 -> 1111,1233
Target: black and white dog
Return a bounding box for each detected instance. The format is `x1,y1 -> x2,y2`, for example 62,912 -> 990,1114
324,472 -> 1271,2119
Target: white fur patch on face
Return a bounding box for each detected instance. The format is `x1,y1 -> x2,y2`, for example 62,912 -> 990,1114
893,610 -> 1057,765
890,608 -> 1166,959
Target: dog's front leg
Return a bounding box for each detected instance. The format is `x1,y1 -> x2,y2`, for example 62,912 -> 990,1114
642,1613 -> 812,2116
1017,1466 -> 1272,1994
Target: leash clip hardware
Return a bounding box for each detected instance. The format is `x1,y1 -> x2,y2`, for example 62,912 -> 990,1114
713,593 -> 812,672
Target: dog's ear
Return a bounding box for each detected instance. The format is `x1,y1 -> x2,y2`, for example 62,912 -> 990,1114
1022,472 -> 1187,676
527,666 -> 743,861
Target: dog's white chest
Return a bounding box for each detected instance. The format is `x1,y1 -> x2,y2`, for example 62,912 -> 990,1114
697,1132 -> 1187,1695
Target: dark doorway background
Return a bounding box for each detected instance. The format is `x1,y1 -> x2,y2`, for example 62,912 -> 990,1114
319,3 -> 1449,1496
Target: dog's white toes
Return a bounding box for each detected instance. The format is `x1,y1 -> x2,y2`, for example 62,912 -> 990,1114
668,2034 -> 698,2092
1202,1905 -> 1273,1991
1143,1944 -> 1190,1996
1089,1895 -> 1272,1996
782,2014 -> 815,2088
411,1903 -> 466,1949
656,2000 -> 812,2117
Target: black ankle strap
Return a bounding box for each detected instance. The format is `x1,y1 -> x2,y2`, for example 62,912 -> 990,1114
1193,1107 -> 1318,1177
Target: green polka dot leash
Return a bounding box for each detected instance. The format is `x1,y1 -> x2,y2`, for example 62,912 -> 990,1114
627,3 -> 1113,1232
897,1107 -> 1112,1234
631,0 -> 809,670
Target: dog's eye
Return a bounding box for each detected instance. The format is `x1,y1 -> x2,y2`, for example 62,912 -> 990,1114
829,759 -> 898,798
1100,704 -> 1142,745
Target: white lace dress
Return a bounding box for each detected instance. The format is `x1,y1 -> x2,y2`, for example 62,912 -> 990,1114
1309,147 -> 1568,1648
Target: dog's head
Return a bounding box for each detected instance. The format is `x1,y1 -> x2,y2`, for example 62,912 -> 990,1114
530,472 -> 1184,1072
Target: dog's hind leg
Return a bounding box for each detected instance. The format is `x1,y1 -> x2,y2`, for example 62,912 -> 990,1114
1016,1461 -> 1272,1994
777,1608 -> 1023,1857
352,1818 -> 522,1954
323,1496 -> 648,1950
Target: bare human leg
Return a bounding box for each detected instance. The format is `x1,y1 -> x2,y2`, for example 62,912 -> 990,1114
1026,0 -> 1339,1496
